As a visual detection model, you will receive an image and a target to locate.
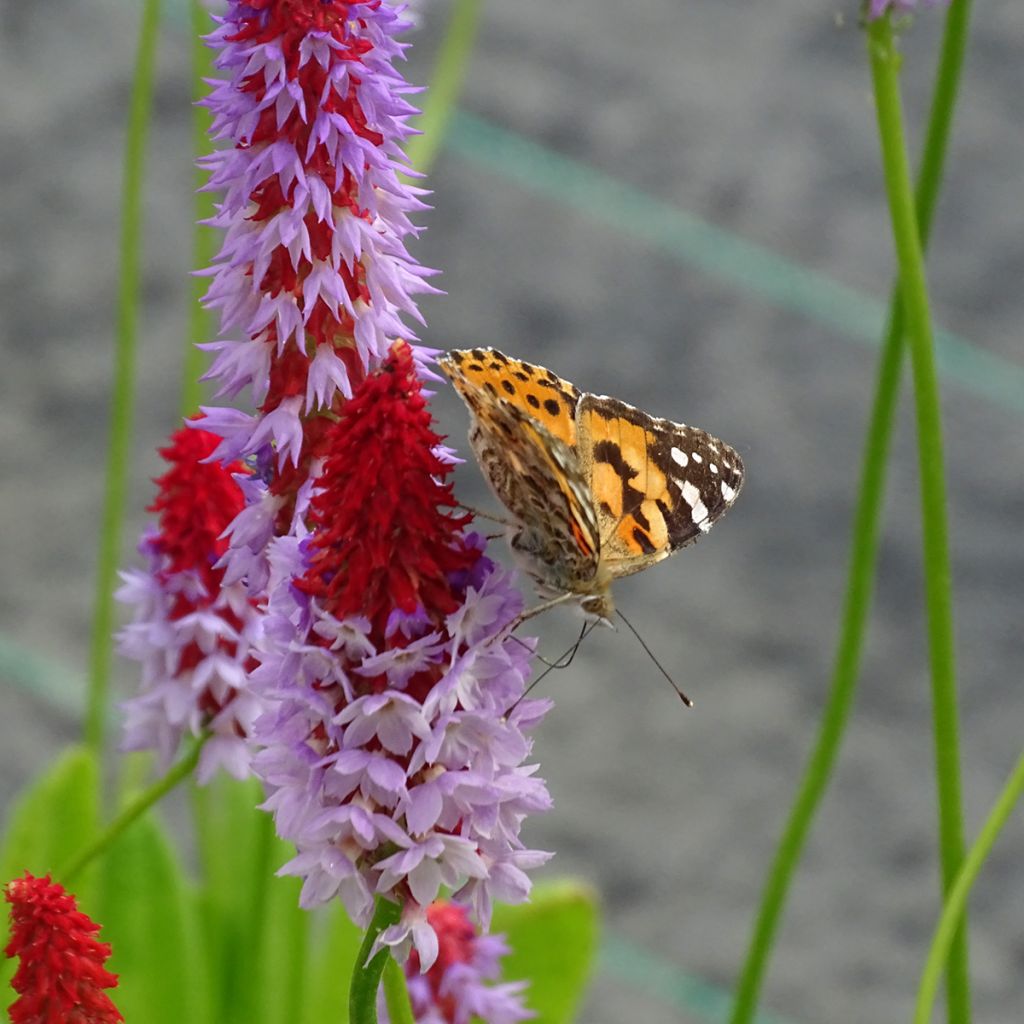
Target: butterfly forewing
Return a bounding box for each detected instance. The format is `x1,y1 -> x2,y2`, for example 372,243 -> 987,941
439,348 -> 581,447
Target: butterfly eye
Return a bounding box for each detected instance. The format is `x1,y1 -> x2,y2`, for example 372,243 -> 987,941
579,594 -> 613,624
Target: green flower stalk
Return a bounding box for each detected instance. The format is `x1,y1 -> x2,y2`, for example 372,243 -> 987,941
867,12 -> 970,1023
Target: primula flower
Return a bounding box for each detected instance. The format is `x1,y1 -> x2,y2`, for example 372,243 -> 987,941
866,0 -> 948,19
5,873 -> 123,1024
198,0 -> 438,589
380,901 -> 533,1024
118,423 -> 264,782
193,0 -> 553,967
251,344 -> 552,968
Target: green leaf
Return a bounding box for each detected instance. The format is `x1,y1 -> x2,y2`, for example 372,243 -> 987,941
0,745 -> 102,1012
305,899 -> 363,1023
491,880 -> 600,1024
193,776 -> 278,1023
0,745 -> 100,886
253,862 -> 312,1024
96,810 -> 210,1024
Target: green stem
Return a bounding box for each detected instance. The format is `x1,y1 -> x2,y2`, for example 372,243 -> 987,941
913,751 -> 1024,1024
60,734 -> 206,883
381,957 -> 416,1024
85,0 -> 162,759
349,897 -> 403,1024
183,0 -> 218,415
728,4 -> 974,1020
404,0 -> 483,176
868,15 -> 969,1023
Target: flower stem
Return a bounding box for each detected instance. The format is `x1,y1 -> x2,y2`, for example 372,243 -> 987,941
728,4 -> 974,1020
913,751 -> 1024,1024
85,0 -> 162,759
183,0 -> 218,415
868,14 -> 969,1023
60,734 -> 206,883
349,897 -> 402,1024
404,0 -> 482,176
382,957 -> 416,1024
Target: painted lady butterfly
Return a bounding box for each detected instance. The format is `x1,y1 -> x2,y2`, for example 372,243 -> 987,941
439,348 -> 744,623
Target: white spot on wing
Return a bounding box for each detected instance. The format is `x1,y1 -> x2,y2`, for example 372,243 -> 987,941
671,446 -> 688,468
721,481 -> 736,502
691,452 -> 703,464
681,480 -> 708,525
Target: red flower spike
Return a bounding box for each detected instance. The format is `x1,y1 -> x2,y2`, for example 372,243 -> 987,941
5,873 -> 124,1024
299,342 -> 478,634
149,422 -> 246,596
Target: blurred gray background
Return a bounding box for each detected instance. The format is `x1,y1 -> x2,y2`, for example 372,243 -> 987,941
2,1 -> 1024,1021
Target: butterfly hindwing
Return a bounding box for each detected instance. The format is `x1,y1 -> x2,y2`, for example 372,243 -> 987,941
577,394 -> 744,578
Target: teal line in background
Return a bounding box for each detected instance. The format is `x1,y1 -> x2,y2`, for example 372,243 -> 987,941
447,111 -> 1024,416
1,636 -> 84,717
600,935 -> 793,1024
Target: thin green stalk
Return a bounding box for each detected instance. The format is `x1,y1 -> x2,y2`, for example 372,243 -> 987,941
868,15 -> 969,1023
60,734 -> 206,883
914,751 -> 1024,1024
183,0 -> 219,414
85,0 -> 162,758
382,957 -> 416,1024
728,4 -> 974,1020
350,897 -> 403,1024
404,0 -> 482,176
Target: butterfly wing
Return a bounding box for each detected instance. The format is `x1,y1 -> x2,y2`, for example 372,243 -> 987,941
439,348 -> 581,446
439,349 -> 601,585
576,394 -> 744,579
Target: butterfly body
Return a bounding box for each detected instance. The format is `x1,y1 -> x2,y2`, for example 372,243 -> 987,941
439,348 -> 744,623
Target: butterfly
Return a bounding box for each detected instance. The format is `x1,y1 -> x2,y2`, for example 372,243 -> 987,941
439,348 -> 744,624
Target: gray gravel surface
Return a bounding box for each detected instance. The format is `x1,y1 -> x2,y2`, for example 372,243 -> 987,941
3,1 -> 1024,1022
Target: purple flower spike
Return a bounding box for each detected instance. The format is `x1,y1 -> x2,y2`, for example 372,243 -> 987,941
249,348 -> 552,968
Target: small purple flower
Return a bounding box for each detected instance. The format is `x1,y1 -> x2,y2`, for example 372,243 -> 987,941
380,900 -> 533,1024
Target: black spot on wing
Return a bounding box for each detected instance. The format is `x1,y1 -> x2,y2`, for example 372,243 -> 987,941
632,527 -> 656,554
593,440 -> 638,486
501,379 -> 516,395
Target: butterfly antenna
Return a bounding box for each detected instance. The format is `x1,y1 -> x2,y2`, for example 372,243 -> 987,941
508,623 -> 588,670
507,622 -> 595,713
616,609 -> 693,707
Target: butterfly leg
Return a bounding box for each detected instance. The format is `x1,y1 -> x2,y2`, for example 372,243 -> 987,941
456,504 -> 518,528
506,591 -> 577,632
